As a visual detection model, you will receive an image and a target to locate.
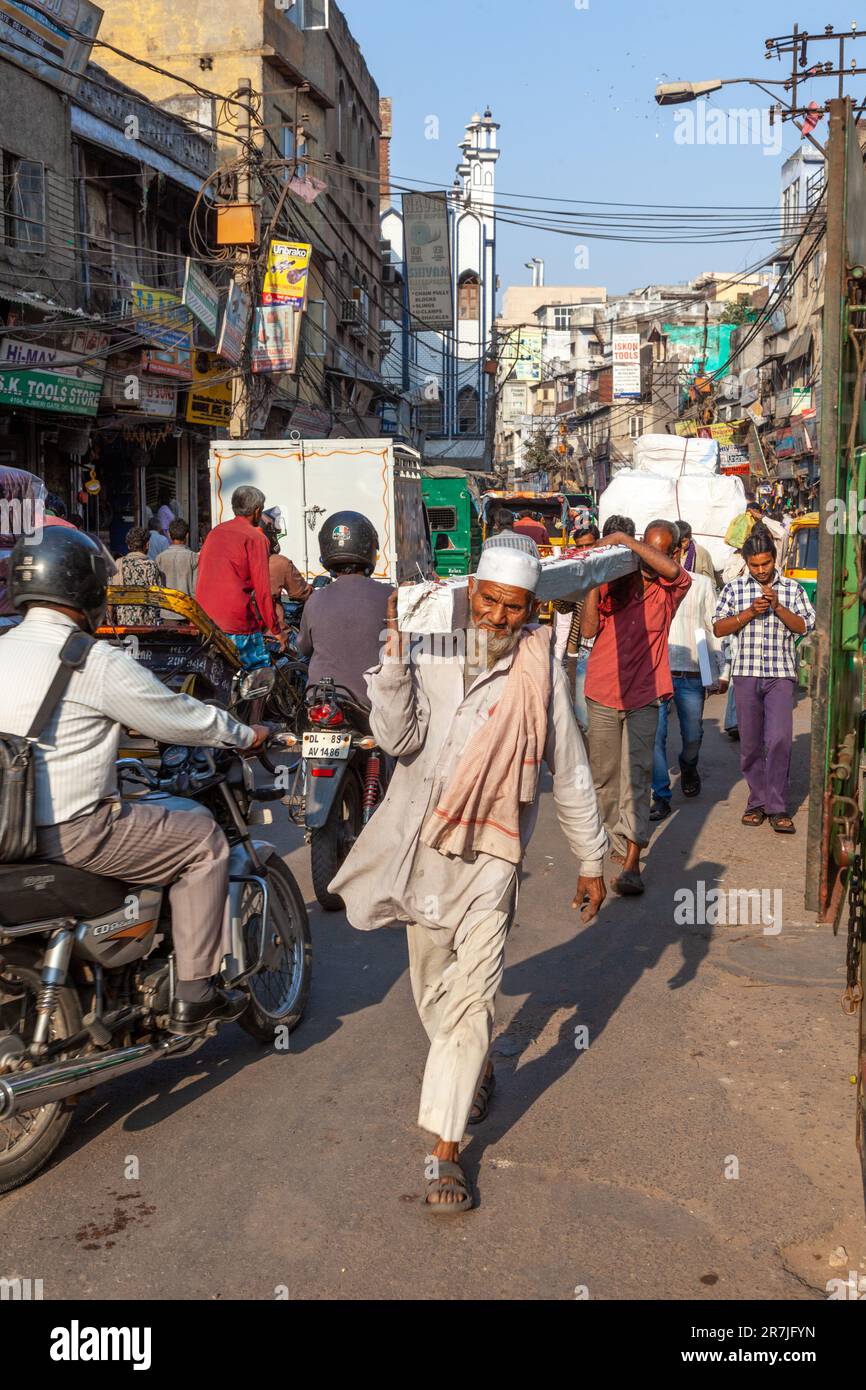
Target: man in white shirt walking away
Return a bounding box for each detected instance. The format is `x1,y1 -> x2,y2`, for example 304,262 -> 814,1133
650,523 -> 724,822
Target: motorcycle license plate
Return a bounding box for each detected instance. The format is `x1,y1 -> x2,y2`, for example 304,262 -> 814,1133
302,731 -> 351,760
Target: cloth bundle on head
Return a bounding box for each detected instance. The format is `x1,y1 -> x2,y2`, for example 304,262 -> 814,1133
475,533 -> 542,593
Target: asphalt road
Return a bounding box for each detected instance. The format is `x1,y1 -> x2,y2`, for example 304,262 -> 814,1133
2,692 -> 863,1300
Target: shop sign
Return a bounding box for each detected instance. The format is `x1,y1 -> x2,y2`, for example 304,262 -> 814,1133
185,352 -> 231,426
0,333 -> 106,416
182,259 -> 220,336
251,305 -> 301,374
402,192 -> 453,330
129,283 -> 192,350
612,334 -> 641,399
216,280 -> 250,366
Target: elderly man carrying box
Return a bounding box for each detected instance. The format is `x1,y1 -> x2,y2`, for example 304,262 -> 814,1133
329,535 -> 608,1213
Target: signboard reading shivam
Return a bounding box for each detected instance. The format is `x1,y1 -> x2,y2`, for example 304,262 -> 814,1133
0,334 -> 106,416
182,259 -> 219,337
261,241 -> 312,309
403,192 -> 453,331
612,334 -> 641,400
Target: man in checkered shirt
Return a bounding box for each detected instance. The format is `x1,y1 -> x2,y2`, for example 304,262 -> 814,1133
713,525 -> 816,833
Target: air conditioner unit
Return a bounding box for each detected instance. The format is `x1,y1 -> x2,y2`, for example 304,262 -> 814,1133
340,289 -> 368,337
382,265 -> 398,286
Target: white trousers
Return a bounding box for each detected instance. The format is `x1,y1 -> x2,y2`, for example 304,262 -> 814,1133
407,903 -> 512,1143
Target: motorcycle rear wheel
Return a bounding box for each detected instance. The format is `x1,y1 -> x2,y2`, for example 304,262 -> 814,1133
0,946 -> 83,1194
238,858 -> 312,1044
310,773 -> 362,912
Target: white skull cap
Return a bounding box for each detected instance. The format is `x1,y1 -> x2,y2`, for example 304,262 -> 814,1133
475,534 -> 542,593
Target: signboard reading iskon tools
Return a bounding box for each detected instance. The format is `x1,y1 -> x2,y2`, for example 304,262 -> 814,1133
612,333 -> 641,399
403,192 -> 453,331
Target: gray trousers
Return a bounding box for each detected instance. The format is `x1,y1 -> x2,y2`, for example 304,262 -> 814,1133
407,895 -> 513,1144
586,698 -> 660,853
36,798 -> 231,981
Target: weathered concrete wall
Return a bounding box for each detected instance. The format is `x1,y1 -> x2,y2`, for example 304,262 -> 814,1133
0,61 -> 77,305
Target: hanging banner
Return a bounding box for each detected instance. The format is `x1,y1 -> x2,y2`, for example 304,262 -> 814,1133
612,334 -> 641,400
185,351 -> 232,426
182,259 -> 220,337
500,327 -> 543,383
251,305 -> 301,374
0,332 -> 106,416
261,240 -> 312,308
403,192 -> 453,331
216,280 -> 251,366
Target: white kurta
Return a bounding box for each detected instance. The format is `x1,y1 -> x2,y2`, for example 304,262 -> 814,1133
329,629 -> 608,1144
330,632 -> 607,935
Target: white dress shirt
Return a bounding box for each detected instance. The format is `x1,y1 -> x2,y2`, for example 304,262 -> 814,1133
0,608 -> 253,826
667,571 -> 723,678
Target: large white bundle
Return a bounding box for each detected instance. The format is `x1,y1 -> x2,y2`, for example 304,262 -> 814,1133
633,432 -> 719,477
397,545 -> 637,634
599,469 -> 746,571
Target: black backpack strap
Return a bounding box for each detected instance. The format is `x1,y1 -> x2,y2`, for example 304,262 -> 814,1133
26,630 -> 96,740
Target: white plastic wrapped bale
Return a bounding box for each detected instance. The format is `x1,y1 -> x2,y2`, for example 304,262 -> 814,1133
632,433 -> 719,477
599,469 -> 747,572
397,545 -> 637,634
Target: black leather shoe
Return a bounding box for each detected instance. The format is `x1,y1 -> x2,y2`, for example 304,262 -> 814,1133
169,988 -> 248,1035
649,798 -> 671,822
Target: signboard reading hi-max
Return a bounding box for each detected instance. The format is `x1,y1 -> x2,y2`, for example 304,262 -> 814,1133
0,332 -> 107,416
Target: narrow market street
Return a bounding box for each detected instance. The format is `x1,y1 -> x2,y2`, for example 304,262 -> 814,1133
1,692 -> 859,1301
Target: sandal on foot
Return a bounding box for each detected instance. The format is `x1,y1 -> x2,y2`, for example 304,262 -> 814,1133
769,814 -> 795,834
741,808 -> 765,826
468,1069 -> 496,1126
613,868 -> 644,895
423,1158 -> 473,1215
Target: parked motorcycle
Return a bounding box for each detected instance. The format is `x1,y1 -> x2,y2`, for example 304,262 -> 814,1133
292,678 -> 389,912
0,731 -> 311,1194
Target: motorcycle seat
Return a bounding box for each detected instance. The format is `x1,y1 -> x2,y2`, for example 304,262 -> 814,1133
0,861 -> 132,927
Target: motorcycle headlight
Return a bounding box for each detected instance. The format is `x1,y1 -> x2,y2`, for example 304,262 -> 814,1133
238,666 -> 276,700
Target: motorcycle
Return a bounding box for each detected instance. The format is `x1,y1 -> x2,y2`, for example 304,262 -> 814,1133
291,678 -> 390,912
0,732 -> 311,1194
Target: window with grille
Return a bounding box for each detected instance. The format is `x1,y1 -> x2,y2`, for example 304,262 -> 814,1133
553,306 -> 573,331
418,398 -> 444,434
2,154 -> 44,249
458,274 -> 480,320
458,386 -> 480,434
805,168 -> 824,209
427,506 -> 458,531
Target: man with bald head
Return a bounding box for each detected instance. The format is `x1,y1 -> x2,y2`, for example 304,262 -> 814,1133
330,534 -> 607,1213
581,520 -> 690,895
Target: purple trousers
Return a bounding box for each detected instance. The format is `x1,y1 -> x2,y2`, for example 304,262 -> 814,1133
732,676 -> 795,815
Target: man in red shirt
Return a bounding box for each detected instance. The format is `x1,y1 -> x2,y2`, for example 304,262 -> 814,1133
195,485 -> 278,667
582,521 -> 690,895
513,510 -> 550,547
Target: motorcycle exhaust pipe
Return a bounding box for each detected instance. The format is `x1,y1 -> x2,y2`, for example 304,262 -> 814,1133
0,1035 -> 202,1119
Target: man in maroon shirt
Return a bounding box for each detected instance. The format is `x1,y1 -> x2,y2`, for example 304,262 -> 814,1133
195,485 -> 278,667
513,510 -> 550,547
582,521 -> 690,895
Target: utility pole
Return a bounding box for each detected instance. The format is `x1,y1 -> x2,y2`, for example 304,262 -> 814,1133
229,76 -> 255,439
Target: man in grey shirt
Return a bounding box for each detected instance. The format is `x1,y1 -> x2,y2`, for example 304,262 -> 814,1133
156,517 -> 198,621
296,510 -> 392,710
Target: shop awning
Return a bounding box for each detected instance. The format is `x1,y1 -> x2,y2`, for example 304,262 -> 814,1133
783,328 -> 813,365
0,282 -> 72,313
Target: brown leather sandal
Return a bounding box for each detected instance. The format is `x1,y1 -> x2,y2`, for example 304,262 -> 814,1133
741,808 -> 766,826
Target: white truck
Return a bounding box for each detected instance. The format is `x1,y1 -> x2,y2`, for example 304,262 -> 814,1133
208,437 -> 432,583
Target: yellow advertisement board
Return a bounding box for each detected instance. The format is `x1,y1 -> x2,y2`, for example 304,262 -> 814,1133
261,241 -> 312,308
185,352 -> 232,427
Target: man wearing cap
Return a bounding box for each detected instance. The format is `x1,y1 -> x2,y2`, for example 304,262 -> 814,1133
329,534 -> 607,1213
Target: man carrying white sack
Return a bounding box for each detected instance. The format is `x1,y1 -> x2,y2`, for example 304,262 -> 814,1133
329,534 -> 608,1214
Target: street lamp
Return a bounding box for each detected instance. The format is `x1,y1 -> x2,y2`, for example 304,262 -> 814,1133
655,77 -> 826,152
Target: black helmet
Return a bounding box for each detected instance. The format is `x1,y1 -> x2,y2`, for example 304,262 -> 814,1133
9,527 -> 111,632
318,511 -> 379,575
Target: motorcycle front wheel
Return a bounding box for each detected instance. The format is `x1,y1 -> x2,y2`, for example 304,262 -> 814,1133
238,857 -> 312,1044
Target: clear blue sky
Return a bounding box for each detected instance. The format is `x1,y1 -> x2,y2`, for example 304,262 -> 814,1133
342,0 -> 858,297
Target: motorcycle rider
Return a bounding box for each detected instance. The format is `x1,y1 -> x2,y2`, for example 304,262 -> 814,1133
296,511 -> 393,711
0,527 -> 270,1034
